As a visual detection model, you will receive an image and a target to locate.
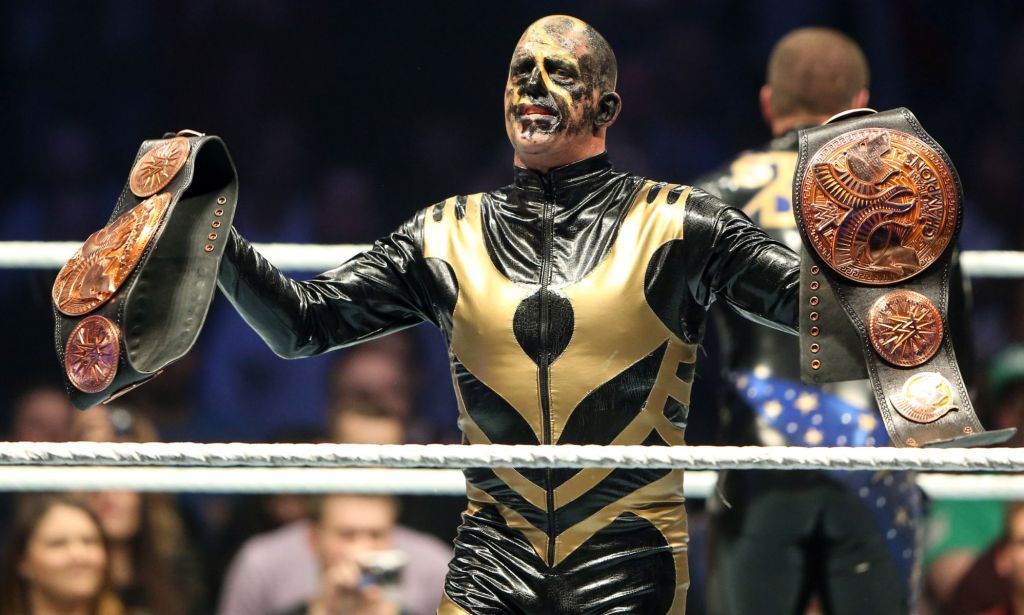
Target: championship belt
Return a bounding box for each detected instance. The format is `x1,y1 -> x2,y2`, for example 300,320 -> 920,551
792,108 -> 1015,448
52,130 -> 238,409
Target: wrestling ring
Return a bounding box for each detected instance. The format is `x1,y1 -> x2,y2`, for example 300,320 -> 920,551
4,241 -> 1024,500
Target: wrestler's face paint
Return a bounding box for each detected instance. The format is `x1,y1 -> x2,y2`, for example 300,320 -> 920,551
504,23 -> 601,163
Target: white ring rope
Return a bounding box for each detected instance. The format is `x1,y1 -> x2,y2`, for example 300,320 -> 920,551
0,467 -> 472,496
2,442 -> 1024,472
0,241 -> 371,271
0,467 -> 1021,501
3,242 -> 1024,277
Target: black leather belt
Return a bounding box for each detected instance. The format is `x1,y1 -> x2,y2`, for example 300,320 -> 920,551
792,108 -> 1015,448
52,130 -> 238,409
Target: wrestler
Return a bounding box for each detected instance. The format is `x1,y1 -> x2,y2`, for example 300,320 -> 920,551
696,28 -> 970,614
217,15 -> 800,614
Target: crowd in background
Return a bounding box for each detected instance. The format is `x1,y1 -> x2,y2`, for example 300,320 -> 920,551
1,1 -> 1024,614
0,339 -> 458,615
4,344 -> 1024,614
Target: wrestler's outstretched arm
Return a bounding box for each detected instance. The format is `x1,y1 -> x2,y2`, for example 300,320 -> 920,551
682,188 -> 801,334
217,210 -> 433,358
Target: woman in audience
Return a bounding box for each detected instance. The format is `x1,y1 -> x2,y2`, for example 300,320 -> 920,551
0,494 -> 124,615
75,406 -> 204,615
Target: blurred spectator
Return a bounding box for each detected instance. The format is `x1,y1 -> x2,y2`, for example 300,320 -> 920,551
291,496 -> 406,615
220,393 -> 449,615
0,493 -> 124,615
327,334 -> 420,422
0,385 -> 77,544
9,385 -> 75,443
983,503 -> 1024,614
926,498 -> 1007,609
926,348 -> 1024,611
113,357 -> 203,444
324,332 -> 452,445
217,494 -> 450,615
309,324 -> 458,445
329,399 -> 462,545
74,407 -> 205,615
987,346 -> 1024,448
936,502 -> 1024,615
84,490 -> 200,615
205,428 -> 328,614
330,398 -> 405,446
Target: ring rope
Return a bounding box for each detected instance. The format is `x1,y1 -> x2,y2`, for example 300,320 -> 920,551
0,467 -> 1021,501
3,242 -> 1024,277
2,443 -> 1024,472
0,467 -> 471,495
0,241 -> 370,271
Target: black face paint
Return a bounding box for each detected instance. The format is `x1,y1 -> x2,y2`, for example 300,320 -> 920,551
504,18 -> 619,161
505,40 -> 599,139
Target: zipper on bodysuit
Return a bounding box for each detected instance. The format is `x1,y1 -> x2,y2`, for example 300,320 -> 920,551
539,175 -> 556,566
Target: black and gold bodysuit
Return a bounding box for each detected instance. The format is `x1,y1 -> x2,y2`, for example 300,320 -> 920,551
217,153 -> 800,614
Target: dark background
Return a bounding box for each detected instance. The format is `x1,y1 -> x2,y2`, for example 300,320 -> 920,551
2,0 -> 1023,439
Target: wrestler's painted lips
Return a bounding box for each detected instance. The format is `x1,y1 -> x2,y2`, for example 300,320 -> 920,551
517,103 -> 558,119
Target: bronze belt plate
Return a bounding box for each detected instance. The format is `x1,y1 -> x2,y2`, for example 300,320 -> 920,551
65,315 -> 121,394
53,193 -> 171,316
129,137 -> 190,197
890,371 -> 958,424
798,128 -> 958,285
868,290 -> 943,367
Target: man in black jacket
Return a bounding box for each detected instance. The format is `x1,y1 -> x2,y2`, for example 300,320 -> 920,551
218,15 -> 800,614
696,28 -> 931,615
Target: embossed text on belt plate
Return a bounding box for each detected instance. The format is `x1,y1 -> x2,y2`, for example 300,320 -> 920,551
799,129 -> 958,285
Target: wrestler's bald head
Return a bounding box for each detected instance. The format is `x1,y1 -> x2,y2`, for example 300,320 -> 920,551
518,15 -> 617,94
766,27 -> 869,119
505,15 -> 622,171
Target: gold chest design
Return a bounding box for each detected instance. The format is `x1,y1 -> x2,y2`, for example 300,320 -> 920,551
424,181 -> 696,607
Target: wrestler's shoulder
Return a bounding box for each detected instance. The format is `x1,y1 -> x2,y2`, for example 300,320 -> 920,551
414,189 -> 513,227
637,180 -> 749,229
633,178 -> 704,210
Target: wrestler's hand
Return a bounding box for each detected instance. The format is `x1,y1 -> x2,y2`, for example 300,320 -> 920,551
307,559 -> 400,615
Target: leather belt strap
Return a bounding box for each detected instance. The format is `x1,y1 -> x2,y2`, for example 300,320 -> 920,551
52,131 -> 238,409
792,108 -> 1014,448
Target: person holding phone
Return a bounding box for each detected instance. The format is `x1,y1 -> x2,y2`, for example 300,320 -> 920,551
221,493 -> 446,615
298,496 -> 405,615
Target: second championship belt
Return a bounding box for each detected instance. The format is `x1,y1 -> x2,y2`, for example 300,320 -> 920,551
792,108 -> 1015,448
51,131 -> 238,409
